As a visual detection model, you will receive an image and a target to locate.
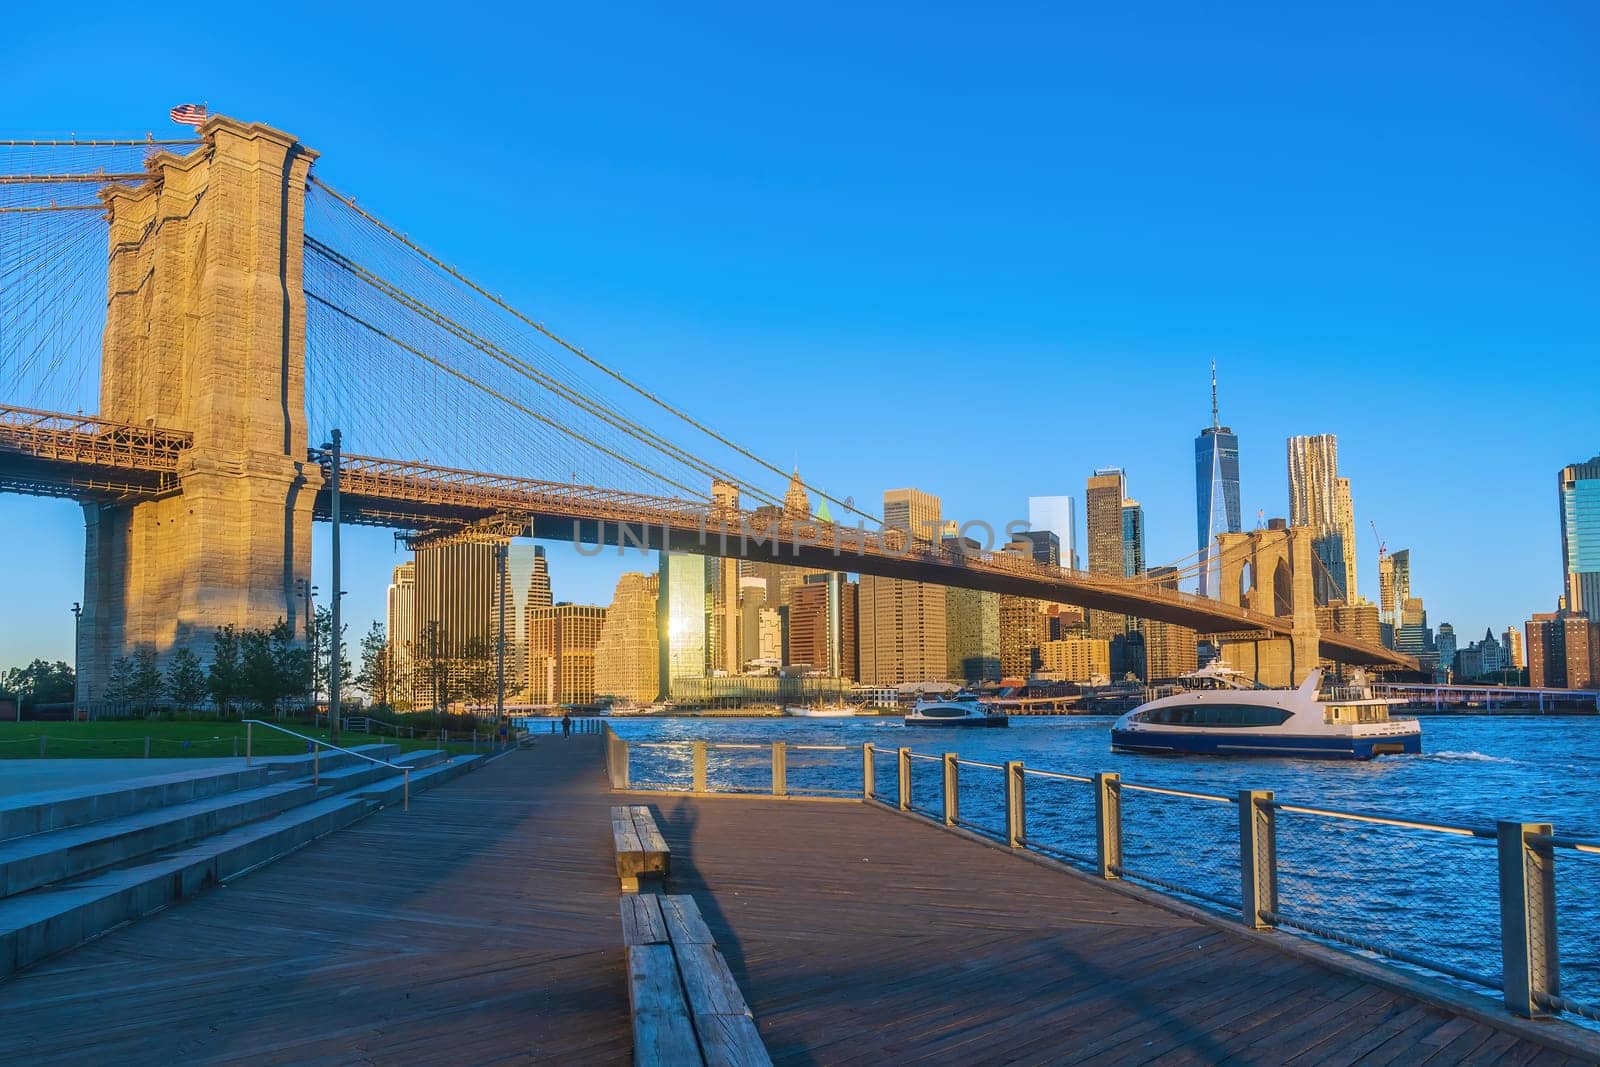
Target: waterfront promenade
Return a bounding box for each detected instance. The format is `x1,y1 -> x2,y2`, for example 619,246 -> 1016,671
0,738 -> 1593,1064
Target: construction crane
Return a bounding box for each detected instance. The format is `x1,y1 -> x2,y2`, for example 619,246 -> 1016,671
1370,519 -> 1387,561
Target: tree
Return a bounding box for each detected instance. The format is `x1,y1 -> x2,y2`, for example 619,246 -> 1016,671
102,656 -> 134,706
459,635 -> 495,707
416,621 -> 452,713
356,621 -> 392,709
239,620 -> 304,715
0,659 -> 75,705
128,647 -> 165,714
313,605 -> 352,706
209,625 -> 243,714
166,648 -> 207,709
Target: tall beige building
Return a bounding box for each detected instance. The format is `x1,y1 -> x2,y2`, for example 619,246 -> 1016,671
1143,566 -> 1198,681
709,481 -> 742,675
594,573 -> 659,703
859,488 -> 947,685
1287,435 -> 1357,602
386,562 -> 415,706
528,604 -> 607,704
1085,469 -> 1127,640
413,541 -> 496,708
1040,638 -> 1111,683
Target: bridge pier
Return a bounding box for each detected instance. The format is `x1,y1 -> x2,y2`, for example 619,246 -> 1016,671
1213,525 -> 1320,688
78,118 -> 321,703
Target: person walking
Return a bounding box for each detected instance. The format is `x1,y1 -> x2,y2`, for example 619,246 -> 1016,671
561,712 -> 572,738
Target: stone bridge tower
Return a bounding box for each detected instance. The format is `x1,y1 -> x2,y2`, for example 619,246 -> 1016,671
79,117 -> 322,700
1212,524 -> 1320,687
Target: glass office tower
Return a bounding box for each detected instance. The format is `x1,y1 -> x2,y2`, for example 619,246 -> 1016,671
1194,364 -> 1241,597
1561,456 -> 1600,623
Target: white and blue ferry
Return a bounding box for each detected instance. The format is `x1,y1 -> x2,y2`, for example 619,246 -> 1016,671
1111,667 -> 1421,760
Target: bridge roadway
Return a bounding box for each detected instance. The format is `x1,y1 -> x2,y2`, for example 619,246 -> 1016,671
0,738 -> 1587,1065
0,406 -> 1412,669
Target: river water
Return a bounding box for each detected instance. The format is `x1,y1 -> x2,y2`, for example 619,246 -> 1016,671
608,713 -> 1600,1018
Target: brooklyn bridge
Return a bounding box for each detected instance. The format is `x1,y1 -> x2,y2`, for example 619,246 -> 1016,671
0,115 -> 1414,699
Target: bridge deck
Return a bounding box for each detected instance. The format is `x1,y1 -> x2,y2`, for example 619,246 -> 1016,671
0,740 -> 1585,1065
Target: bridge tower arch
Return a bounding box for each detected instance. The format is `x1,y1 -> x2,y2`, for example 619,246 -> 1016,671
80,117 -> 322,701
1212,525 -> 1320,687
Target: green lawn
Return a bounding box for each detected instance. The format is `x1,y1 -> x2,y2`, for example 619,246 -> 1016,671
0,720 -> 504,759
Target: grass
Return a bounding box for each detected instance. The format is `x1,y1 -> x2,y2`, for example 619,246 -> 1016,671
0,719 -> 502,759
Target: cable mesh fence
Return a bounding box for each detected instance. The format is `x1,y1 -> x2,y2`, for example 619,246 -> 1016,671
1273,811 -> 1502,989
1117,786 -> 1241,912
953,760 -> 1007,839
626,742 -> 695,791
783,745 -> 857,797
1017,772 -> 1098,868
906,753 -> 944,820
1553,846 -> 1600,1018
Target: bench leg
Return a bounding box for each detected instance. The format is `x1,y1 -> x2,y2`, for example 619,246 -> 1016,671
620,875 -> 639,893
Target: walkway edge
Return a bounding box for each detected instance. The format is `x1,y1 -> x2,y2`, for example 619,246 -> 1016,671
862,798 -> 1600,1063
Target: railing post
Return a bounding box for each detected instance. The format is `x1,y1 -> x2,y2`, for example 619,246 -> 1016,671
1239,790 -> 1278,929
1095,772 -> 1121,879
692,741 -> 707,793
246,722 -> 252,764
862,743 -> 875,799
313,745 -> 320,786
233,736 -> 238,758
942,752 -> 959,826
897,747 -> 911,811
39,736 -> 46,758
772,742 -> 787,797
403,769 -> 410,812
1498,821 -> 1558,1018
1005,761 -> 1025,848
144,736 -> 150,759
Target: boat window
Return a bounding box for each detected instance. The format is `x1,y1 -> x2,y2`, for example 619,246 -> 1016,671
1323,704 -> 1392,725
919,707 -> 969,718
1133,705 -> 1292,728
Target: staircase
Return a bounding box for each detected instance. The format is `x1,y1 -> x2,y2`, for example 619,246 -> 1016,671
0,742 -> 486,978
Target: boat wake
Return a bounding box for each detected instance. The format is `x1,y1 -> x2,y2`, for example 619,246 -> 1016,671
1417,750 -> 1516,764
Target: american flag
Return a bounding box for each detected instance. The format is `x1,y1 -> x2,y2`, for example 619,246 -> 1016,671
169,103 -> 207,128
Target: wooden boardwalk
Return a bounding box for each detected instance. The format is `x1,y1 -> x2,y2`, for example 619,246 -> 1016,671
643,793 -> 1595,1066
0,740 -> 1594,1065
0,739 -> 631,1066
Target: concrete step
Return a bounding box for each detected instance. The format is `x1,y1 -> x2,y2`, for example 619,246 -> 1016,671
0,779 -> 318,899
260,743 -> 400,780
0,793 -> 374,979
394,748 -> 450,771
311,760 -> 403,799
356,754 -> 486,807
0,765 -> 273,844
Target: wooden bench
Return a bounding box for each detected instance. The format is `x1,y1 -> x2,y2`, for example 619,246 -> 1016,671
621,893 -> 770,1067
612,804 -> 670,893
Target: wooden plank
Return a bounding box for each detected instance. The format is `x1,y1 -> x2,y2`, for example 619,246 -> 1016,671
626,944 -> 702,1067
674,943 -> 751,1018
630,806 -> 670,855
695,1013 -> 771,1067
620,894 -> 669,946
660,894 -> 716,946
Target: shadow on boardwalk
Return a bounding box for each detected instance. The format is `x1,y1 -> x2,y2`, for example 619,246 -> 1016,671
0,739 -> 630,1066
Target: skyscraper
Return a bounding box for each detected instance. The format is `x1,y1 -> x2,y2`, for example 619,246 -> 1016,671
528,604 -> 606,704
1085,469 -> 1127,640
709,481 -> 743,675
386,562 -> 415,705
1288,434 -> 1357,605
1027,496 -> 1077,570
1144,566 -> 1198,681
412,541 -> 497,708
1334,476 -> 1358,603
1559,455 -> 1600,624
1379,548 -> 1412,629
1194,363 -> 1241,598
787,574 -> 858,679
594,572 -> 659,703
859,488 -> 947,684
1121,499 -> 1145,578
494,544 -> 547,698
658,551 -> 708,699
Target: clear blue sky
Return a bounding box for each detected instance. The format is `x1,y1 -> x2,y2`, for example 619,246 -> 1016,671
1,2 -> 1596,667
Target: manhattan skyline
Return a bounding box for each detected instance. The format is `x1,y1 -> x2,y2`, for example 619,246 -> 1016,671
0,5 -> 1596,668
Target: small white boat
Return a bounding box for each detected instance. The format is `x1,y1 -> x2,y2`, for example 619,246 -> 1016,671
782,702 -> 859,718
1111,669 -> 1421,760
904,692 -> 1009,728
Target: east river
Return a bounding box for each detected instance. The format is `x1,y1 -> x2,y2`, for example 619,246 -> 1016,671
608,713 -> 1600,1017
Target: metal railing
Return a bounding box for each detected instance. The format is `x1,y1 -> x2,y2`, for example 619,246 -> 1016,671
602,726 -> 855,798
608,725 -> 1599,1027
242,719 -> 411,811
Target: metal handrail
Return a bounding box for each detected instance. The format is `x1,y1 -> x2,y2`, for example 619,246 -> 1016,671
954,758 -> 1005,771
1269,800 -> 1493,839
241,719 -> 412,812
1532,833 -> 1600,855
1021,767 -> 1093,784
1120,782 -> 1233,804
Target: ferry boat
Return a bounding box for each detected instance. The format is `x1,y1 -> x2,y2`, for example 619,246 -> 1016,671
904,692 -> 1009,728
1110,668 -> 1420,759
782,702 -> 860,718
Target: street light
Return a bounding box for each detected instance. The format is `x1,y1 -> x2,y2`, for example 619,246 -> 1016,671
296,579 -> 318,715
70,602 -> 82,721
321,429 -> 343,745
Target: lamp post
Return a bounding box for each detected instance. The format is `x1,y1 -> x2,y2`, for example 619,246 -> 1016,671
321,429 -> 343,745
70,601 -> 82,721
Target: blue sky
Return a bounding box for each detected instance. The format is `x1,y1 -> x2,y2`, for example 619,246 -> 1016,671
1,3 -> 1596,667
